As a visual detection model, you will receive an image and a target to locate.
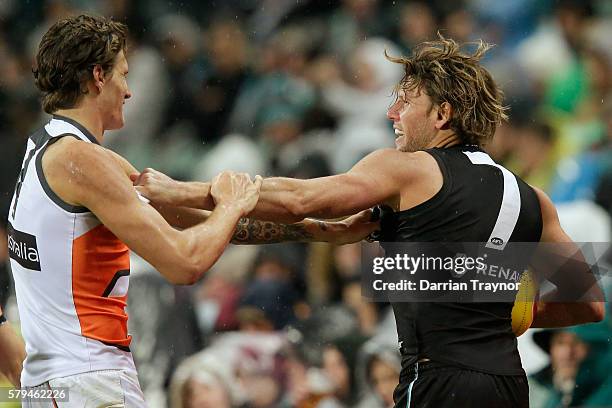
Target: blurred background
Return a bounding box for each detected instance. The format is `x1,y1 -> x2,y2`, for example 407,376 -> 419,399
0,0 -> 611,407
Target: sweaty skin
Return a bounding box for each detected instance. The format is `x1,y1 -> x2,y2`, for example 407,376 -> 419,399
0,306 -> 25,387
43,136 -> 261,285
37,49 -> 265,285
136,87 -> 604,326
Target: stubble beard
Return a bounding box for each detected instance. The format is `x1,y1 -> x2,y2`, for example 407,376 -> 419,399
398,129 -> 432,153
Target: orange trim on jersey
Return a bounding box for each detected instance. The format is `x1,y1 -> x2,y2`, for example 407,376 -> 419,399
72,224 -> 131,347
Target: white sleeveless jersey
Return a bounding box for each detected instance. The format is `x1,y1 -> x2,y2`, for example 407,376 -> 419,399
7,115 -> 136,386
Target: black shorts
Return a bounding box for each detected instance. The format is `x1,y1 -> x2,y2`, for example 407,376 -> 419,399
393,361 -> 529,408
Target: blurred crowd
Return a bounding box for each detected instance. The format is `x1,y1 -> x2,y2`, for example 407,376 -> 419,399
0,0 -> 611,407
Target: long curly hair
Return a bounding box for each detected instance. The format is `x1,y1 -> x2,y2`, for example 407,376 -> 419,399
386,34 -> 508,146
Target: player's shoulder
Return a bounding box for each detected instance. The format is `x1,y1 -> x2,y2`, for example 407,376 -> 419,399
48,135 -> 112,162
351,149 -> 439,197
360,148 -> 438,179
364,148 -> 435,166
42,136 -> 120,185
529,185 -> 558,222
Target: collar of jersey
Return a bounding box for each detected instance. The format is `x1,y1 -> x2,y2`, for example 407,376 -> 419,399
51,114 -> 100,145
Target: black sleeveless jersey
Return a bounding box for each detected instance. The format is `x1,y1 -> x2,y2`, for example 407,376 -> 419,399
378,145 -> 543,375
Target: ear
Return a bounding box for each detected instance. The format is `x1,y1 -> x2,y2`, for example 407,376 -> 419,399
91,65 -> 106,93
434,102 -> 453,130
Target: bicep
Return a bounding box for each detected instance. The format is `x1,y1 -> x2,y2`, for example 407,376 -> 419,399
300,150 -> 405,217
51,146 -> 188,277
253,149 -> 408,221
301,172 -> 396,217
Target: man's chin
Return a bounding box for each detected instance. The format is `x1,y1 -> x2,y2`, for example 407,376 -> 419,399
396,137 -> 415,152
396,143 -> 416,153
107,118 -> 125,131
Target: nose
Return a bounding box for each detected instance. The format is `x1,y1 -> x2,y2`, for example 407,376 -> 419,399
125,89 -> 132,100
387,104 -> 399,122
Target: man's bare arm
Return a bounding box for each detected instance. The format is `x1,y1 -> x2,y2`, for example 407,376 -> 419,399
530,187 -> 605,328
0,307 -> 25,387
152,204 -> 378,245
135,149 -> 431,222
43,138 -> 260,285
231,211 -> 377,244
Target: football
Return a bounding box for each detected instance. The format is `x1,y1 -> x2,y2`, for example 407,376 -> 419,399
511,269 -> 538,336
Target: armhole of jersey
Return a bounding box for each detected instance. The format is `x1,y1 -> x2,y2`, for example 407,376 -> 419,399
394,149 -> 453,216
422,148 -> 453,204
35,134 -> 90,214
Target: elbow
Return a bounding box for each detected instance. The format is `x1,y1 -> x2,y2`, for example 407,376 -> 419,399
165,263 -> 208,285
179,265 -> 207,285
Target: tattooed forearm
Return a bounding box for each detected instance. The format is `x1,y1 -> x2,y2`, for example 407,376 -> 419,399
231,218 -> 317,244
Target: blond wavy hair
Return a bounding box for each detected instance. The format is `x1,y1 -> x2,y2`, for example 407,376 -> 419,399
386,34 -> 508,146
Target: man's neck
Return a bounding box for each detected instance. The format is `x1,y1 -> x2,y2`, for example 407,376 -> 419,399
428,132 -> 462,149
53,107 -> 104,143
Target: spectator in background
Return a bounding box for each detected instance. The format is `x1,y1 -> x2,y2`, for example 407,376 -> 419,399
228,25 -> 316,139
154,13 -> 204,134
191,133 -> 266,183
169,350 -> 245,408
539,0 -> 597,117
152,14 -> 207,177
530,330 -> 589,408
395,2 -> 437,53
326,0 -> 386,58
516,0 -> 594,107
257,104 -> 306,171
322,336 -> 368,406
355,342 -> 402,408
237,279 -> 298,333
279,336 -> 344,408
505,120 -> 558,191
551,98 -> 612,203
25,0 -> 76,59
193,18 -> 252,145
194,272 -> 243,335
529,323 -> 612,408
314,38 -> 403,172
442,6 -> 478,44
347,280 -> 379,336
576,48 -> 611,121
235,335 -> 286,408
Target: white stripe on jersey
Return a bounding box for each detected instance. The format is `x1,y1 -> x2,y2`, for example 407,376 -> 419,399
463,151 -> 521,251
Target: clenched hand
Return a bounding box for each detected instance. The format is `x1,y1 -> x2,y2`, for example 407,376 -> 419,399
211,171 -> 263,217
130,168 -> 182,206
